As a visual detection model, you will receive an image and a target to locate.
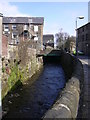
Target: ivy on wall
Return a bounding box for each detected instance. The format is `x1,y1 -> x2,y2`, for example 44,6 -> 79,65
2,39 -> 43,99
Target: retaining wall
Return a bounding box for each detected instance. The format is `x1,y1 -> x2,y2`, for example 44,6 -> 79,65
43,51 -> 84,119
2,44 -> 43,99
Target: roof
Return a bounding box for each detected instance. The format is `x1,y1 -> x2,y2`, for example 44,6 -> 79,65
43,34 -> 54,36
43,34 -> 54,39
3,17 -> 44,24
43,34 -> 54,44
77,22 -> 90,30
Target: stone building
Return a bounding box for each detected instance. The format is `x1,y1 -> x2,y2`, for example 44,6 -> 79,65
2,17 -> 44,52
77,22 -> 90,56
43,34 -> 54,49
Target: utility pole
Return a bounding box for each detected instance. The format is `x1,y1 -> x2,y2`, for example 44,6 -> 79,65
0,13 -> 3,120
75,16 -> 84,57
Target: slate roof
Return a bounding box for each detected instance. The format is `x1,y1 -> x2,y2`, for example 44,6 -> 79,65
43,34 -> 54,41
77,22 -> 90,30
43,34 -> 54,44
3,17 -> 44,24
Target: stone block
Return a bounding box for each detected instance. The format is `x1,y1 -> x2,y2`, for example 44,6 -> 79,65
43,51 -> 84,119
43,104 -> 71,118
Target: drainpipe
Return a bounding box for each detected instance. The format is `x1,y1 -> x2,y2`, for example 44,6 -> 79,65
0,13 -> 3,120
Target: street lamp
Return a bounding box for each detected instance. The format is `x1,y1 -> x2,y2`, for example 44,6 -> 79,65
76,16 -> 84,57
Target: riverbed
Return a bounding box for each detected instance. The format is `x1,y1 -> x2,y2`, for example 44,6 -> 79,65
2,63 -> 66,119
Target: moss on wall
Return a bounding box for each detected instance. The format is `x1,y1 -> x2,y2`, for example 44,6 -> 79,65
2,44 -> 43,99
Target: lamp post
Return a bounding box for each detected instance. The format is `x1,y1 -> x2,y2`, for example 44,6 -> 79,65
76,16 -> 84,57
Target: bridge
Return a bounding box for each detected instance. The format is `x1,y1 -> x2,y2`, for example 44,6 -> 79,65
37,49 -> 63,64
37,49 -> 62,57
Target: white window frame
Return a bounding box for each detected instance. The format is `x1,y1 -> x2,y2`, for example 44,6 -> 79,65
12,32 -> 17,39
34,36 -> 38,41
29,18 -> 32,23
4,25 -> 9,32
34,25 -> 38,32
12,25 -> 16,30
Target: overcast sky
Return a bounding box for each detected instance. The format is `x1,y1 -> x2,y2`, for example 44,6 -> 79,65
0,2 -> 88,37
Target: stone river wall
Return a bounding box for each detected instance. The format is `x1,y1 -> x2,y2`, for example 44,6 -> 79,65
43,51 -> 84,119
2,41 -> 43,99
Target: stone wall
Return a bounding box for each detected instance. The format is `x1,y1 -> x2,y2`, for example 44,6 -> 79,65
2,35 -> 8,58
43,51 -> 84,119
2,41 -> 43,99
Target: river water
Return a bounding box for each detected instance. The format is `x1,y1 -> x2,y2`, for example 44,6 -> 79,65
2,63 -> 66,119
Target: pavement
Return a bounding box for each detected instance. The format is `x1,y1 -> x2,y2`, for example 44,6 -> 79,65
77,55 -> 90,119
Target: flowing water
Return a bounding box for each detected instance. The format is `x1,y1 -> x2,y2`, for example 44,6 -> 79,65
2,63 -> 66,119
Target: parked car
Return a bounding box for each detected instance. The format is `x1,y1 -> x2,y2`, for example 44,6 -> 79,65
72,50 -> 84,56
77,50 -> 84,55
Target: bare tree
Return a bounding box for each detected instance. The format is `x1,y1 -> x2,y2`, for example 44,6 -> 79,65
55,28 -> 69,49
64,36 -> 76,52
55,28 -> 76,52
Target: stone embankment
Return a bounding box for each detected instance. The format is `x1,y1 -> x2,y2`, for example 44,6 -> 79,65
43,51 -> 84,119
2,42 -> 43,99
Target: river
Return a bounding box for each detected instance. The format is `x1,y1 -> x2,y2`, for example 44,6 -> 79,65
2,63 -> 66,119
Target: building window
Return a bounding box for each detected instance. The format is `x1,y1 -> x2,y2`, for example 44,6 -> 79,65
12,25 -> 16,30
24,31 -> 29,37
12,33 -> 17,39
78,36 -> 80,42
86,34 -> 88,41
4,25 -> 9,32
82,27 -> 84,32
29,24 -> 33,29
34,26 -> 38,32
82,35 -> 84,41
28,18 -> 32,23
86,25 -> 88,30
34,36 -> 38,41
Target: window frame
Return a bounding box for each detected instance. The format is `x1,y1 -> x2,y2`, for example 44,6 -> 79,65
34,25 -> 38,32
12,24 -> 17,30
